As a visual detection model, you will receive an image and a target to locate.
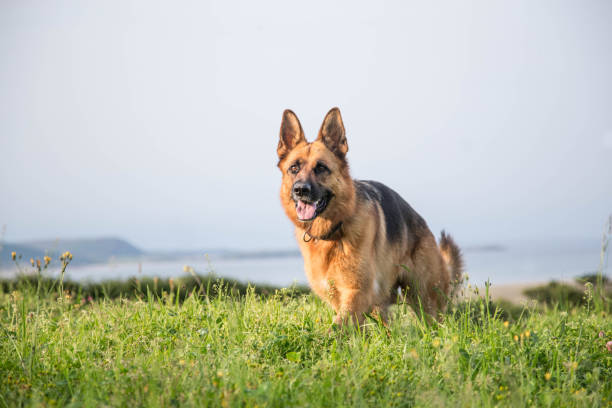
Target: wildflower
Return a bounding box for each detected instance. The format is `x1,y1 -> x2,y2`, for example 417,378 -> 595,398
409,348 -> 418,359
44,255 -> 51,266
514,335 -> 519,342
584,282 -> 593,302
432,338 -> 441,348
503,321 -> 509,328
544,372 -> 551,381
60,251 -> 73,261
599,331 -> 605,338
11,252 -> 16,261
606,341 -> 612,353
524,330 -> 530,338
36,259 -> 41,269
30,258 -> 35,266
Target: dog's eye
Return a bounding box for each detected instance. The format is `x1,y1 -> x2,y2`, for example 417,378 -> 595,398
314,163 -> 329,175
289,164 -> 300,174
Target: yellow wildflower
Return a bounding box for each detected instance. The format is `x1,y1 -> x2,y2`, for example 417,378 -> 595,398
524,330 -> 530,338
60,251 -> 73,261
514,335 -> 519,342
544,372 -> 551,381
44,255 -> 51,266
432,338 -> 441,348
30,258 -> 35,266
11,252 -> 16,261
503,321 -> 509,328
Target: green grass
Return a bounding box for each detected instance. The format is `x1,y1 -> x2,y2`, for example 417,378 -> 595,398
1,277 -> 611,407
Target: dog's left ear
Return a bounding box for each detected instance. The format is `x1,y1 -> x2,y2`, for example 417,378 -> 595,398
317,107 -> 348,158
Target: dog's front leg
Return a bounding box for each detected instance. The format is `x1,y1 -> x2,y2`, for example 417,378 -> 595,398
333,288 -> 371,327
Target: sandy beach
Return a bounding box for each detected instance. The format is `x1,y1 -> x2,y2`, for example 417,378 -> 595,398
485,282 -> 544,304
473,280 -> 588,304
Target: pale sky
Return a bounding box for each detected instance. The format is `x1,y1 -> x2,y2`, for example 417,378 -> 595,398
1,0 -> 611,250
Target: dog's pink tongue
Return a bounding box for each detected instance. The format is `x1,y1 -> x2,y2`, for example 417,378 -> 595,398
296,201 -> 316,220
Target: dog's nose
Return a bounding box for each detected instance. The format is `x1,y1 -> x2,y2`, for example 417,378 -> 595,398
293,181 -> 311,198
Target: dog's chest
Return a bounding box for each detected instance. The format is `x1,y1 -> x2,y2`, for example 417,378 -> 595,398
300,240 -> 355,299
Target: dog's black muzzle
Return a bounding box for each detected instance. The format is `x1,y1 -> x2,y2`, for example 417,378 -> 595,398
291,180 -> 333,221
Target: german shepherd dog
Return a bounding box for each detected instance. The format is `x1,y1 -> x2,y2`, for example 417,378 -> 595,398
277,107 -> 463,325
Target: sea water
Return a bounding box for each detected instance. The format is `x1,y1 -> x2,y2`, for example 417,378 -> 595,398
22,239 -> 606,288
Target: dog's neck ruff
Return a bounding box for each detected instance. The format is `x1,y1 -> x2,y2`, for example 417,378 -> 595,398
303,221 -> 344,242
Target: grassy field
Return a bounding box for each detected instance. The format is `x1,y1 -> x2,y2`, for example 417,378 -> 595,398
1,271 -> 611,407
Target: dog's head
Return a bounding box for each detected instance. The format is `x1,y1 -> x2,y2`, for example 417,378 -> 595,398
277,108 -> 355,232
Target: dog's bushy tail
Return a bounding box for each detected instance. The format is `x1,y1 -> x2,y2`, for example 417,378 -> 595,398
439,230 -> 464,298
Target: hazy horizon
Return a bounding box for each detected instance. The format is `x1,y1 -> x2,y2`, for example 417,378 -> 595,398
1,1 -> 611,251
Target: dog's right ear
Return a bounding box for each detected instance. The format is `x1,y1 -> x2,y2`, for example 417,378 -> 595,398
277,109 -> 306,162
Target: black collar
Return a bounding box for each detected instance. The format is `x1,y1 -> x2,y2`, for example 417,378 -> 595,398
303,221 -> 344,242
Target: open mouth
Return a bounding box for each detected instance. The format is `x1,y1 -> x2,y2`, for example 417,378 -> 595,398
295,192 -> 332,221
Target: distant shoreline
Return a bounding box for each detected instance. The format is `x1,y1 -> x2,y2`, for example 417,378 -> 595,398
1,236 -> 510,270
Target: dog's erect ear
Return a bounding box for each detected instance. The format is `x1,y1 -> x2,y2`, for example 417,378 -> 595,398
277,109 -> 306,161
316,107 -> 348,158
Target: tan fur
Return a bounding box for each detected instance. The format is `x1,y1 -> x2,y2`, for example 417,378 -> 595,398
277,108 -> 463,325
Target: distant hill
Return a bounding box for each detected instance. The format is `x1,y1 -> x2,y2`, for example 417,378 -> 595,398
1,237 -> 144,268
